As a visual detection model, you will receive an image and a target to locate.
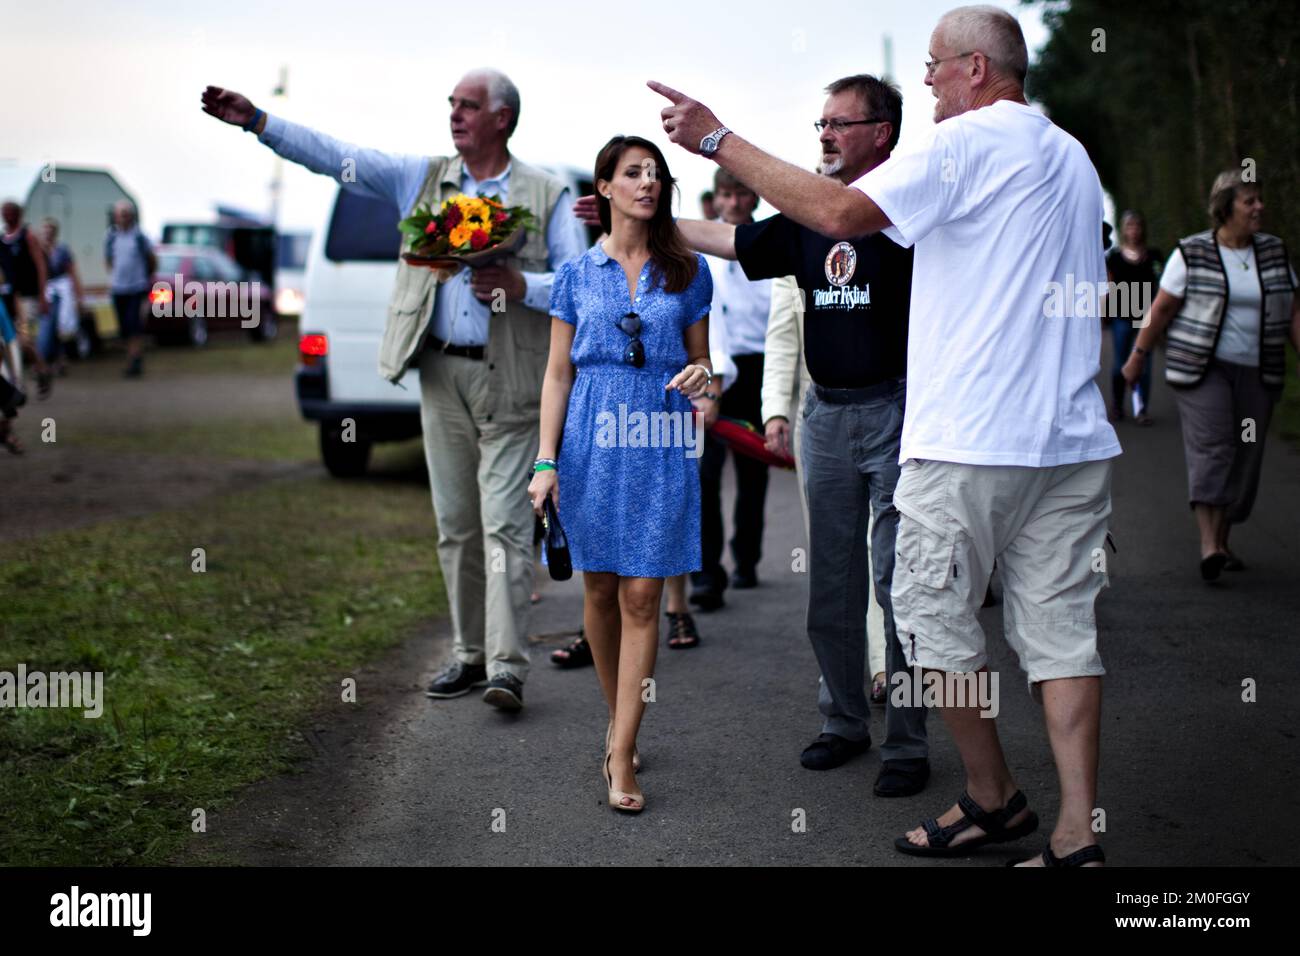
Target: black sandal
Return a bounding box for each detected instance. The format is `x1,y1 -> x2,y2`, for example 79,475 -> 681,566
894,789 -> 1039,857
550,632 -> 593,669
665,612 -> 700,649
1008,843 -> 1106,867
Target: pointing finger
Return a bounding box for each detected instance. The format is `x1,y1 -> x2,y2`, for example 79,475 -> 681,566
647,80 -> 687,104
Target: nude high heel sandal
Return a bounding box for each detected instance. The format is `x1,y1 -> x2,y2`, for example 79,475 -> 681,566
603,751 -> 644,814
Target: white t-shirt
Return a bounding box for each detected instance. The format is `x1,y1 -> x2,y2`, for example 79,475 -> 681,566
1159,246 -> 1297,367
853,99 -> 1121,467
707,253 -> 771,356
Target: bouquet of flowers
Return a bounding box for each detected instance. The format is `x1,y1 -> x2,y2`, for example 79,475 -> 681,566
398,194 -> 537,269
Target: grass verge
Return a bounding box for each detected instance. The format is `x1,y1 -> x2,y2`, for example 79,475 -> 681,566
0,473 -> 443,866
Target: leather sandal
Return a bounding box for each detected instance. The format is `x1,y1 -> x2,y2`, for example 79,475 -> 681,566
1007,843 -> 1106,867
894,789 -> 1039,857
551,633 -> 593,669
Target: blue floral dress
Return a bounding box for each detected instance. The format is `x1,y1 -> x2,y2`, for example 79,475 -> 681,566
549,243 -> 713,578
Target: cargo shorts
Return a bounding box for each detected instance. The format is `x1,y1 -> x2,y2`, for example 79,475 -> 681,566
890,457 -> 1114,690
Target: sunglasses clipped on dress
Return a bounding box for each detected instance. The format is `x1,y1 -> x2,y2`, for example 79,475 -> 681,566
618,311 -> 645,368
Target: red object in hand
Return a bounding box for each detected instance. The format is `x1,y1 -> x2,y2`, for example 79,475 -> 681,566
711,417 -> 796,470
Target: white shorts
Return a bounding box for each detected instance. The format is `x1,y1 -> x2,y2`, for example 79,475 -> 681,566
890,457 -> 1114,688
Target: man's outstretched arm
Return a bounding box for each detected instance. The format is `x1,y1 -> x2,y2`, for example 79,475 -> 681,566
570,194 -> 738,259
200,85 -> 426,213
648,80 -> 890,241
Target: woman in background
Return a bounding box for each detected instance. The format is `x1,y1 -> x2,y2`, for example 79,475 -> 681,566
1106,210 -> 1160,424
1124,171 -> 1299,579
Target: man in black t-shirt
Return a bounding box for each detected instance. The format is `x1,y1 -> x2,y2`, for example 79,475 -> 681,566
674,75 -> 929,796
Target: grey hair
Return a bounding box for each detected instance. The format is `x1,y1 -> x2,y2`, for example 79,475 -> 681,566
1208,168 -> 1260,227
937,5 -> 1028,85
463,68 -> 521,137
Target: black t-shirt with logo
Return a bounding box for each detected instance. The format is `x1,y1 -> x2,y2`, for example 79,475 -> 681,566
734,213 -> 912,389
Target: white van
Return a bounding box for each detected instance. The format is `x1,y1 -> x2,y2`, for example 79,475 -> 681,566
296,165 -> 596,477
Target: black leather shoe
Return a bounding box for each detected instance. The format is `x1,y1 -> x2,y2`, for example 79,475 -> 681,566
689,577 -> 726,611
424,660 -> 488,699
800,732 -> 871,771
873,758 -> 931,797
483,673 -> 524,712
730,567 -> 759,589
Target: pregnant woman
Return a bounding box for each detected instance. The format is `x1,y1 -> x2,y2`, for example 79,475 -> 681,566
528,135 -> 713,813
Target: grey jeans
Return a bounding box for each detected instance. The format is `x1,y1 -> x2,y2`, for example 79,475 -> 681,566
800,379 -> 929,761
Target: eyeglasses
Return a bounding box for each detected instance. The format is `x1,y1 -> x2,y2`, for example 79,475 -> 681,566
618,311 -> 644,368
813,117 -> 887,134
925,51 -> 976,76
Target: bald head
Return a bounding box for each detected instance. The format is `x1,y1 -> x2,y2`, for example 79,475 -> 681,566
937,5 -> 1028,85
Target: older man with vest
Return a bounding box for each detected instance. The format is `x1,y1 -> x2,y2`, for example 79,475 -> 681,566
202,70 -> 587,712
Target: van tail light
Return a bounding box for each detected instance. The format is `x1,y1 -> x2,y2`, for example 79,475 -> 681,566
299,333 -> 328,367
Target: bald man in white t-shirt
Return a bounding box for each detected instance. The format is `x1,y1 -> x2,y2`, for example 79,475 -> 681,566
650,4 -> 1120,867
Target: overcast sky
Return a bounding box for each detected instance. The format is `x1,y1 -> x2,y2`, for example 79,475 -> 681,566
3,0 -> 1048,238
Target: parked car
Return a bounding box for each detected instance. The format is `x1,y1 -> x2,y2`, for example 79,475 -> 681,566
297,165 -> 596,477
144,244 -> 278,345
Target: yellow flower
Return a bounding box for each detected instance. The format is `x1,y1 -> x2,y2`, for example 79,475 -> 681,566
448,224 -> 473,249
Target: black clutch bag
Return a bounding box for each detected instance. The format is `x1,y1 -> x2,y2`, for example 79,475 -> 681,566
541,496 -> 572,581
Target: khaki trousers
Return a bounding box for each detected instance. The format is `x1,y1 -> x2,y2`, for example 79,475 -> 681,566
417,347 -> 537,681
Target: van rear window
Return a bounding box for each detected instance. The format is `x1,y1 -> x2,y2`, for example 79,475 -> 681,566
324,190 -> 402,262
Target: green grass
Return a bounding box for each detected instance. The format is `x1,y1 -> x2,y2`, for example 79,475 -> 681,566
70,417 -> 321,462
0,474 -> 444,866
134,327 -> 301,378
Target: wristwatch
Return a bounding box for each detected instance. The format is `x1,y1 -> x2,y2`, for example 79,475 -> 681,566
700,126 -> 731,157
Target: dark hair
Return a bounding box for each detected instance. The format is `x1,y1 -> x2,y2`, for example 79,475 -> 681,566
700,190 -> 714,202
823,74 -> 903,152
1119,209 -> 1146,244
594,135 -> 698,294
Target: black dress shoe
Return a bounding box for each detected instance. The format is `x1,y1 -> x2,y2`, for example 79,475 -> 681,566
689,577 -> 726,611
424,660 -> 488,698
873,758 -> 931,797
730,567 -> 759,589
800,732 -> 871,771
482,673 -> 524,712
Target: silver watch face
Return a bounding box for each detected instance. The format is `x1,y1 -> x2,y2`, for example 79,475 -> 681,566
701,128 -> 727,156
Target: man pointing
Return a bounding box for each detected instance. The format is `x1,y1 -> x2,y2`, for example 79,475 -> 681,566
650,4 -> 1120,866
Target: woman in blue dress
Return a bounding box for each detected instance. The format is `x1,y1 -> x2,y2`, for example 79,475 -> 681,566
528,135 -> 714,813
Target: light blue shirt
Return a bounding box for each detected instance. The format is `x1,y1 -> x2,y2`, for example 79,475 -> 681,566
258,114 -> 587,345
104,227 -> 153,294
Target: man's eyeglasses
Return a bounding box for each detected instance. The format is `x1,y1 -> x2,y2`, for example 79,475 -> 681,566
618,311 -> 644,368
814,117 -> 887,134
925,51 -> 976,76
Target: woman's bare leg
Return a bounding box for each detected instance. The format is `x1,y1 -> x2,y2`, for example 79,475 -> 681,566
608,576 -> 663,804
